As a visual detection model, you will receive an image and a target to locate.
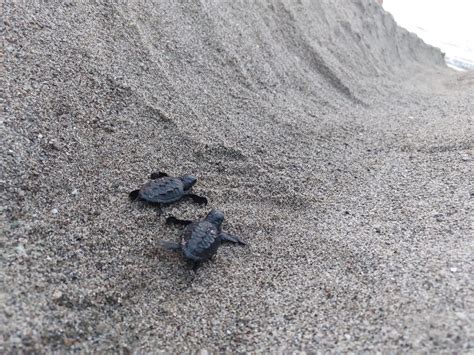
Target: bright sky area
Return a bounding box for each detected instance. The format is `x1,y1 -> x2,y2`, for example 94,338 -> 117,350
382,0 -> 474,69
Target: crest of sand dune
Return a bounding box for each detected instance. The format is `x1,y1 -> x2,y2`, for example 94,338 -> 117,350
2,0 -> 472,352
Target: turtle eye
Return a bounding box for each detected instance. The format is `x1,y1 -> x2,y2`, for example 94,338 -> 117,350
181,175 -> 198,188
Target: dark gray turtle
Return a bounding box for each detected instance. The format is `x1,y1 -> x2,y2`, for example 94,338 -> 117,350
161,209 -> 246,271
129,171 -> 208,206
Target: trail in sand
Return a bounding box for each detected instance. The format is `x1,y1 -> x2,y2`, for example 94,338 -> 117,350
2,0 -> 473,352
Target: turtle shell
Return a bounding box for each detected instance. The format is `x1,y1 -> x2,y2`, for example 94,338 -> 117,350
181,221 -> 220,262
138,177 -> 185,204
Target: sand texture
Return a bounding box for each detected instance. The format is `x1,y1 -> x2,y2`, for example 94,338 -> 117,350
2,0 -> 473,352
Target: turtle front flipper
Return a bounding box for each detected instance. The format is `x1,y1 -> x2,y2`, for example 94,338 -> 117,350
150,171 -> 169,179
158,240 -> 181,252
129,189 -> 140,201
220,232 -> 246,245
185,194 -> 208,205
192,261 -> 202,272
166,216 -> 193,227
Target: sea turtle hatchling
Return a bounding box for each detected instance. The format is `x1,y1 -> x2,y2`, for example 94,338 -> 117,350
129,171 -> 208,206
160,209 -> 246,271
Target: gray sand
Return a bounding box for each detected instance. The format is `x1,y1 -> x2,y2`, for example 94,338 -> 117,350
1,0 -> 473,352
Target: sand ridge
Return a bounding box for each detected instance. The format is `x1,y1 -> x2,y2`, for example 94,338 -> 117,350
2,0 -> 473,352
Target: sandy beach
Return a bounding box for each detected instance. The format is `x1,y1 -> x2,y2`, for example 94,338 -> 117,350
2,0 -> 473,352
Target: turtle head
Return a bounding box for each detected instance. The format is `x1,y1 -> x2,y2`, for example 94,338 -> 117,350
180,175 -> 198,190
205,209 -> 225,227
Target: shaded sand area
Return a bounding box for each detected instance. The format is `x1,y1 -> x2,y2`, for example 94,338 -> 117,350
2,0 -> 473,352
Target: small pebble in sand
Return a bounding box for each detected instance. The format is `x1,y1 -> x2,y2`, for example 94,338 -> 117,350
52,290 -> 63,301
450,267 -> 457,273
15,244 -> 28,257
459,153 -> 471,162
51,208 -> 59,215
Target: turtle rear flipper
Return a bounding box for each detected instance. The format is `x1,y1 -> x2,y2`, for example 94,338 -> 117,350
158,240 -> 181,252
220,232 -> 246,245
185,194 -> 208,205
129,189 -> 140,201
150,171 -> 169,179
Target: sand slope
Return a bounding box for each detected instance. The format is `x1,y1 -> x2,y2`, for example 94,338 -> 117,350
2,0 -> 473,352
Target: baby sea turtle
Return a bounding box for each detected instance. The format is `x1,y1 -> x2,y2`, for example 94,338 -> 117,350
129,171 -> 208,206
161,209 -> 246,271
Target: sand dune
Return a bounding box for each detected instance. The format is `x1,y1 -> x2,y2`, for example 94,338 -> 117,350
2,0 -> 472,352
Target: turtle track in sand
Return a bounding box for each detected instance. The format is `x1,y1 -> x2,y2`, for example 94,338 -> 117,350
2,0 -> 472,352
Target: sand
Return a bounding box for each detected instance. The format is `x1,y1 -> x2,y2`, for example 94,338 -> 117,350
1,0 -> 473,352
